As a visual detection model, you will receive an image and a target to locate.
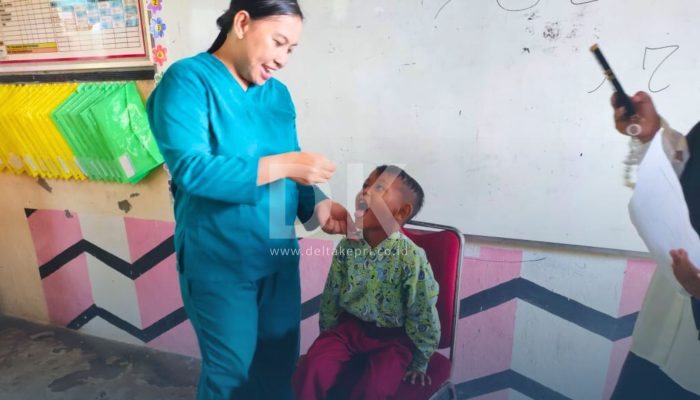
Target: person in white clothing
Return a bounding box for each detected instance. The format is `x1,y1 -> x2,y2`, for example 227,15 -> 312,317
610,91 -> 700,399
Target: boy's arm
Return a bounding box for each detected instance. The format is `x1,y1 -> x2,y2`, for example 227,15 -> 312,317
319,243 -> 346,331
403,248 -> 441,373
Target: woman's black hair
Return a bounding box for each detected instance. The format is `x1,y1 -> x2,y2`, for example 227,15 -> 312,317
208,0 -> 304,53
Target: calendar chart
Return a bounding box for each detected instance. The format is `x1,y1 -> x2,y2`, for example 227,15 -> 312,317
0,0 -> 147,65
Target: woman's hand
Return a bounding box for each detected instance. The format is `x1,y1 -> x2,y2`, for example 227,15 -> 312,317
287,152 -> 337,185
403,370 -> 432,387
670,249 -> 700,299
315,200 -> 358,238
258,152 -> 336,186
611,91 -> 661,143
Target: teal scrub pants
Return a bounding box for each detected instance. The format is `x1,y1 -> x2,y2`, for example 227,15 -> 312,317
180,265 -> 301,400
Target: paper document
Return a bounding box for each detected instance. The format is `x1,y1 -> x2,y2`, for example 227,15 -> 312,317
629,130 -> 700,292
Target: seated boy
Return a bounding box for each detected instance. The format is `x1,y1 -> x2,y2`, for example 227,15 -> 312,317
292,165 -> 441,400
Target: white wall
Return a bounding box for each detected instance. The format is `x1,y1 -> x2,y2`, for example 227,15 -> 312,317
158,0 -> 700,251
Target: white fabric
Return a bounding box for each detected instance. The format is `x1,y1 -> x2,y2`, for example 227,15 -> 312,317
627,120 -> 700,394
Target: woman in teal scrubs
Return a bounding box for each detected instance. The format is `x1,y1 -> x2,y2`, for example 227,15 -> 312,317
146,1 -> 353,398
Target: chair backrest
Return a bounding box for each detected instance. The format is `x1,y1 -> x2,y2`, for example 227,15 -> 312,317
402,221 -> 464,358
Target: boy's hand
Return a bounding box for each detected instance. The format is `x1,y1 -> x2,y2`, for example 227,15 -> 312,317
403,370 -> 432,387
670,249 -> 700,299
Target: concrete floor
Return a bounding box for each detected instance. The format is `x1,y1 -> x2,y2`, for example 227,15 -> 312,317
0,315 -> 199,400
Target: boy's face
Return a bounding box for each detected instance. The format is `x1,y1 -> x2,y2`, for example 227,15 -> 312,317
355,169 -> 413,232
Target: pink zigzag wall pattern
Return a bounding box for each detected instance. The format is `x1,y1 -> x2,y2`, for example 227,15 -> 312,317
27,209 -> 198,357
26,210 -> 656,399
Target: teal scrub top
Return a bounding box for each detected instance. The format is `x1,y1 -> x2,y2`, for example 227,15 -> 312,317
147,52 -> 322,282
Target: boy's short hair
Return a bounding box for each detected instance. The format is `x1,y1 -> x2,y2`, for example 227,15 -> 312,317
375,165 -> 425,221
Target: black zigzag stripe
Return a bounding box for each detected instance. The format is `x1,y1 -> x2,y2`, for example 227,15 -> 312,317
456,369 -> 570,400
460,278 -> 638,341
25,208 -> 37,218
301,279 -> 637,341
302,295 -> 322,320
39,236 -> 175,280
67,305 -> 188,342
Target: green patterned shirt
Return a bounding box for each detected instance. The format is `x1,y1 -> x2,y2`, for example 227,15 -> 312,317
319,231 -> 441,372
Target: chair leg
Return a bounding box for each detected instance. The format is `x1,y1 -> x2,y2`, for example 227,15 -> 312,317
427,381 -> 456,400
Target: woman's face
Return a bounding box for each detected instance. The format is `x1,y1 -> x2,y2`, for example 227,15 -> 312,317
234,14 -> 303,86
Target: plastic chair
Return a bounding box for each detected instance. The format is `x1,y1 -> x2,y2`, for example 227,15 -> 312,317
389,221 -> 464,400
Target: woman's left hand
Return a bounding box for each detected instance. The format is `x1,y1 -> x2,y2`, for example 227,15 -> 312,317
315,200 -> 358,238
670,248 -> 700,299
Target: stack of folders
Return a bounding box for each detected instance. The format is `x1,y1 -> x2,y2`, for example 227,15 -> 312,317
0,81 -> 163,184
0,83 -> 84,180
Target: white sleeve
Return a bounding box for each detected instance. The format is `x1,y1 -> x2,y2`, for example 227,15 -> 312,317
661,122 -> 690,176
625,119 -> 689,187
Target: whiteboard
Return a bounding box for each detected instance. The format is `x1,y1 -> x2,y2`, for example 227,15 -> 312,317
159,0 -> 700,251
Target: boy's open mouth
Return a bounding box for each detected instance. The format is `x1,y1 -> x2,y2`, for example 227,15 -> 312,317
355,199 -> 369,218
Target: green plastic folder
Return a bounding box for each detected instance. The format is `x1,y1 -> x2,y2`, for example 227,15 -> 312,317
90,82 -> 164,184
50,82 -> 163,184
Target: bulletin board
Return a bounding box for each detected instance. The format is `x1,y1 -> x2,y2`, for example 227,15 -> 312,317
0,0 -> 153,73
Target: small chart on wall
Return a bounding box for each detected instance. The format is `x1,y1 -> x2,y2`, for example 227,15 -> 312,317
0,0 -> 152,73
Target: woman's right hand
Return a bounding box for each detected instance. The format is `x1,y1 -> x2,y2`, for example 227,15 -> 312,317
611,91 -> 662,143
285,152 -> 336,185
258,152 -> 336,186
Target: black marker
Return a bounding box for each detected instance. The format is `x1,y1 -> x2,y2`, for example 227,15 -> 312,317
590,44 -> 636,119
